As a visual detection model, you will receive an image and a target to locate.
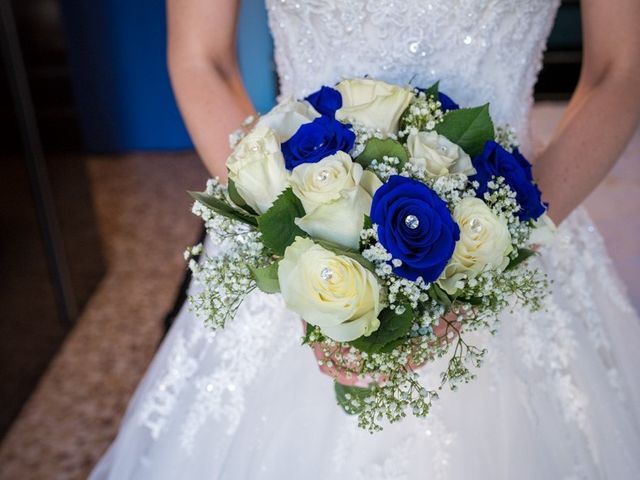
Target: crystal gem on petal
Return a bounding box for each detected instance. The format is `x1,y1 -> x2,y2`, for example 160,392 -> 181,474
320,267 -> 333,281
405,214 -> 420,229
316,169 -> 330,182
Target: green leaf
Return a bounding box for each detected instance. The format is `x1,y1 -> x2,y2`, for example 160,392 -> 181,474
350,305 -> 413,354
506,248 -> 537,271
424,80 -> 439,99
355,138 -> 408,169
249,263 -> 280,294
316,239 -> 376,274
456,296 -> 484,306
189,191 -> 258,227
363,215 -> 373,231
434,104 -> 494,157
257,188 -> 307,255
360,215 -> 374,250
227,179 -> 258,215
428,283 -> 452,307
227,179 -> 246,207
334,382 -> 372,415
302,323 -> 320,345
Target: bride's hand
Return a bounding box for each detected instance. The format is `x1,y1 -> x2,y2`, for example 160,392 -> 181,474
311,341 -> 367,387
307,311 -> 462,387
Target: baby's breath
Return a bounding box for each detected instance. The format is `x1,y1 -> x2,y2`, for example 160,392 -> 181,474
348,122 -> 389,157
495,124 -> 519,152
483,176 -> 533,247
367,156 -> 402,181
228,114 -> 257,149
398,89 -> 444,138
188,179 -> 265,329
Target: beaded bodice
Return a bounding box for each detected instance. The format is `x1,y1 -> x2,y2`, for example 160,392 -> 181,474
266,0 -> 561,141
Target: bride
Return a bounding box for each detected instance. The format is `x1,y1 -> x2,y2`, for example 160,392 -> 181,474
91,0 -> 640,478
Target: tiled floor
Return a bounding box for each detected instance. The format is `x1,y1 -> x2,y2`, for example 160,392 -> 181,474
0,104 -> 638,480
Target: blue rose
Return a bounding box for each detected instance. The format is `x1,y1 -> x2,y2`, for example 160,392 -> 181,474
370,175 -> 460,282
282,116 -> 355,170
438,91 -> 459,111
305,86 -> 342,117
471,141 -> 546,221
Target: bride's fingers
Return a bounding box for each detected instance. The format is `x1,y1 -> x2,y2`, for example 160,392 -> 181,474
313,344 -> 360,385
311,341 -> 376,386
433,310 -> 462,340
307,314 -> 463,384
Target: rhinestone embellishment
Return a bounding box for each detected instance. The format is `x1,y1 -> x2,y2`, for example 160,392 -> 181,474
470,217 -> 483,233
405,214 -> 420,229
316,169 -> 330,182
320,267 -> 333,281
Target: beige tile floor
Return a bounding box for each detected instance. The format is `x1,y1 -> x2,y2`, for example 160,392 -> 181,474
0,103 -> 638,480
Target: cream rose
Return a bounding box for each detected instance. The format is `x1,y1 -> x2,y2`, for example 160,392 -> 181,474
295,184 -> 371,250
226,126 -> 288,214
278,237 -> 382,341
406,131 -> 476,177
335,78 -> 414,135
256,97 -> 320,142
291,152 -> 382,249
289,151 -> 361,213
439,197 -> 513,294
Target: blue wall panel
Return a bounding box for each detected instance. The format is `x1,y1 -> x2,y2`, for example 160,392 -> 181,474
61,0 -> 276,152
238,0 -> 278,114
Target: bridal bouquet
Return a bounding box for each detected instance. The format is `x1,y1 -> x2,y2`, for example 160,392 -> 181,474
187,78 -> 551,432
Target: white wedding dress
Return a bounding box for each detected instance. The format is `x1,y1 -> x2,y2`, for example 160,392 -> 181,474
91,1 -> 640,478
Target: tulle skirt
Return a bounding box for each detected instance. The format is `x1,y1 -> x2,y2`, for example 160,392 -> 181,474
90,207 -> 640,479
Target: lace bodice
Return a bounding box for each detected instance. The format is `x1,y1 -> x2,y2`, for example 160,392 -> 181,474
266,0 -> 560,141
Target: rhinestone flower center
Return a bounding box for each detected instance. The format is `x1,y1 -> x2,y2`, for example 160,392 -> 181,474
470,217 -> 483,234
405,214 -> 420,230
315,169 -> 330,182
320,267 -> 333,281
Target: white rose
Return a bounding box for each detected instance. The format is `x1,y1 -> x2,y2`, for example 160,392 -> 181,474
278,237 -> 382,341
290,151 -> 382,249
439,197 -> 513,294
406,131 -> 476,177
289,151 -> 362,212
226,126 -> 288,214
295,183 -> 372,250
256,97 -> 320,142
335,78 -> 414,135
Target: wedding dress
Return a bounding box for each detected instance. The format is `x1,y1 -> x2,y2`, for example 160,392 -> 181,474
91,1 -> 640,478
